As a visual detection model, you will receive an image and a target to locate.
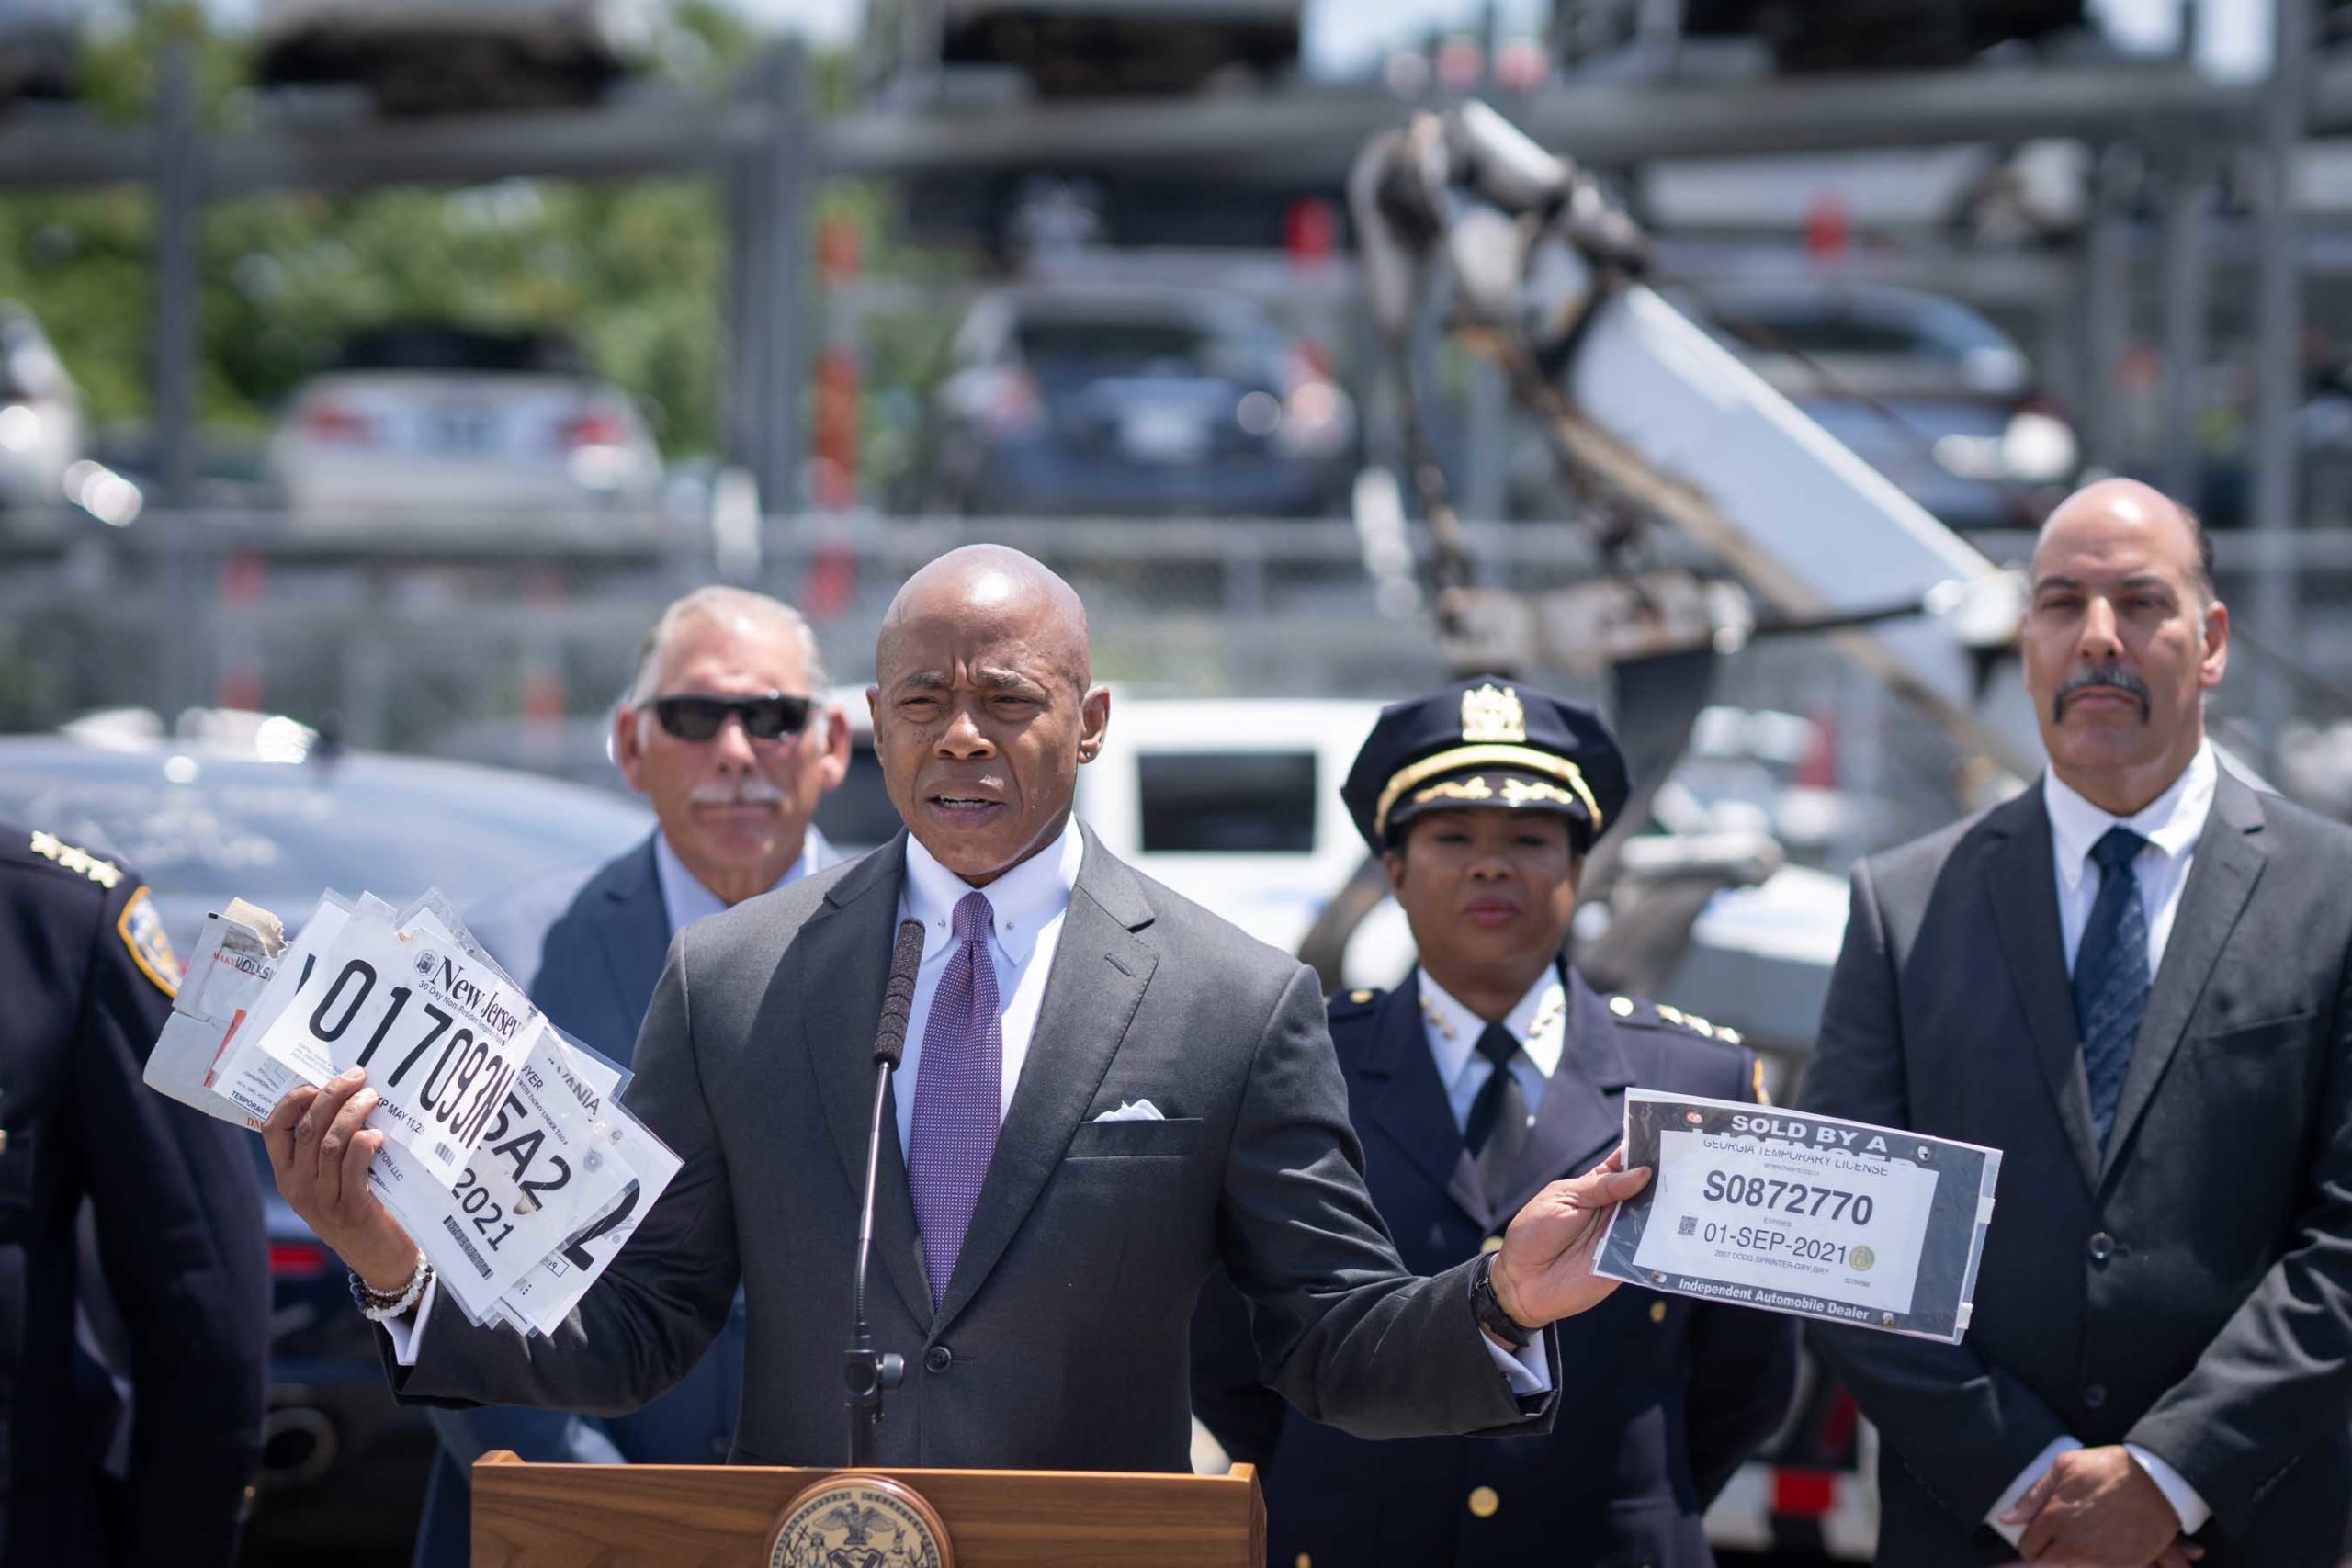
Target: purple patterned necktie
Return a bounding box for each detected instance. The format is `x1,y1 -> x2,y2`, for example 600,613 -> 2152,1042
907,890 -> 1002,1307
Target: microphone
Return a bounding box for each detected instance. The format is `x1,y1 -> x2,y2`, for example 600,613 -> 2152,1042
873,918 -> 925,1068
846,918 -> 927,1467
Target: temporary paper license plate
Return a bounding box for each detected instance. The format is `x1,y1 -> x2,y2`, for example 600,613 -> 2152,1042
1594,1090 -> 2001,1343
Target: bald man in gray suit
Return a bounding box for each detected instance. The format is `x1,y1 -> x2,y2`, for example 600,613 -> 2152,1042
266,546 -> 1654,1477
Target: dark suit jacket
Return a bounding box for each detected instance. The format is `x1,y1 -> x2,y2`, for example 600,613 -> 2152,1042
390,827 -> 1555,1468
0,831 -> 267,1568
1193,966 -> 1797,1568
1799,768 -> 2352,1567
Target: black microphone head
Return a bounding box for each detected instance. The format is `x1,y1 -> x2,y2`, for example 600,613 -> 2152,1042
874,918 -> 927,1067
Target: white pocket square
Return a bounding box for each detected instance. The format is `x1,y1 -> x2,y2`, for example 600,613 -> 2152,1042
1091,1100 -> 1164,1122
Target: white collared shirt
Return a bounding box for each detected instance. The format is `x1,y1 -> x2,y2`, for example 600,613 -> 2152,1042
1418,966 -> 1568,1132
652,825 -> 831,935
891,817 -> 1085,1157
1411,965 -> 1567,1396
2043,741 -> 2217,980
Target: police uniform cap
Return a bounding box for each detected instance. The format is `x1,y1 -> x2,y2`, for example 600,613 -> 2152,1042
1340,676 -> 1630,855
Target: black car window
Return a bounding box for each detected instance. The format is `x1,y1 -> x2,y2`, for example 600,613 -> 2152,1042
1138,751 -> 1317,853
813,743 -> 910,852
1015,319 -> 1274,384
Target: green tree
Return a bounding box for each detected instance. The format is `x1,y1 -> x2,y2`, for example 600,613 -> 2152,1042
0,1 -> 970,476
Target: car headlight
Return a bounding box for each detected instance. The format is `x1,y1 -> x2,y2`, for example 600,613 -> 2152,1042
1272,380 -> 1351,460
2000,409 -> 2078,485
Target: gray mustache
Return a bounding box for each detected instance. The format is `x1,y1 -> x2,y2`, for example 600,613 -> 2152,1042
2054,660 -> 2151,722
688,777 -> 786,807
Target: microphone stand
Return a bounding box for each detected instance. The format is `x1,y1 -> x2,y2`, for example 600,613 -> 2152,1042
845,919 -> 925,1468
844,1055 -> 903,1467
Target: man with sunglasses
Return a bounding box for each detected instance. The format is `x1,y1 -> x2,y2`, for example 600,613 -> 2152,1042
409,585 -> 850,1567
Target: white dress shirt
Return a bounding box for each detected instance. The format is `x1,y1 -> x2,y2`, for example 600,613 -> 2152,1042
1417,966 -> 1568,1132
1985,745 -> 2221,1547
890,818 -> 1084,1157
2044,740 -> 2217,981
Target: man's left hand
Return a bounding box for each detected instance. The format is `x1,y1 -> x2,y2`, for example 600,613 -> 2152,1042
2002,1444 -> 2195,1566
1489,1146 -> 1651,1327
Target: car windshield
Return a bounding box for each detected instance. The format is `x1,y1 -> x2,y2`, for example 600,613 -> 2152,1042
1015,317 -> 1277,384
333,325 -> 585,376
1724,298 -> 2018,366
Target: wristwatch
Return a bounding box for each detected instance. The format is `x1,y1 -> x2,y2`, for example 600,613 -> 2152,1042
1469,1251 -> 1535,1348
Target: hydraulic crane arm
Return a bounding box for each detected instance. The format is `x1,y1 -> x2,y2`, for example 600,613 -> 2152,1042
1350,101 -> 2040,777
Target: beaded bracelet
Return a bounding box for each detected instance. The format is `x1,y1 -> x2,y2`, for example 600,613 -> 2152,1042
347,1251 -> 433,1322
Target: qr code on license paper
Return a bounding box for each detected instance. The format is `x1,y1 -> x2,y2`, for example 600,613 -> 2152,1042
1677,1215 -> 1698,1236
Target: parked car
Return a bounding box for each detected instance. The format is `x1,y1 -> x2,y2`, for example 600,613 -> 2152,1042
925,284 -> 1352,518
865,0 -> 1300,96
0,299 -> 82,513
254,0 -> 653,115
266,323 -> 662,540
1555,0 -> 2088,73
0,0 -> 73,106
0,712 -> 650,1562
1683,279 -> 2079,531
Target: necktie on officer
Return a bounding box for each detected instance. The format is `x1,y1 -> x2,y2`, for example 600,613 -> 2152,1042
909,890 -> 1001,1306
2075,826 -> 2150,1149
1464,1023 -> 1532,1208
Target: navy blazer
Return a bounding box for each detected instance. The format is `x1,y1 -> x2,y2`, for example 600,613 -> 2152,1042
1193,965 -> 1798,1568
412,833 -> 837,1567
0,829 -> 268,1568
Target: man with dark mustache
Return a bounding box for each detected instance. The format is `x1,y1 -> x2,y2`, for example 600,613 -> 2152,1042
1800,478 -> 2352,1567
266,547 -> 1654,1496
408,585 -> 851,1565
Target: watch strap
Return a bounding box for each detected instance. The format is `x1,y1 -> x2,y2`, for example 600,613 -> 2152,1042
1469,1250 -> 1535,1348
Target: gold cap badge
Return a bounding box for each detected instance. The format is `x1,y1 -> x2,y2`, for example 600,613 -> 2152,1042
1459,683 -> 1525,744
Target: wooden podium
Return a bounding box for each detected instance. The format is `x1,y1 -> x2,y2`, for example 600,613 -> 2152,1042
470,1451 -> 1266,1567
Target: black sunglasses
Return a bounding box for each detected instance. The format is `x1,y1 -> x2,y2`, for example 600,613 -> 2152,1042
645,692 -> 813,742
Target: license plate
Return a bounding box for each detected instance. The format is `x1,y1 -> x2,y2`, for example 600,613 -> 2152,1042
421,406 -> 498,454
1118,408 -> 1208,463
1595,1089 -> 2002,1343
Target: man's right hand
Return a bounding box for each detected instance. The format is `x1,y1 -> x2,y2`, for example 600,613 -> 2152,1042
263,1069 -> 421,1294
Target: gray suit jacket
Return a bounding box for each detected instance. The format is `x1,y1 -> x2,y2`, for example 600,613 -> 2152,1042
393,826 -> 1553,1470
1799,768 -> 2352,1567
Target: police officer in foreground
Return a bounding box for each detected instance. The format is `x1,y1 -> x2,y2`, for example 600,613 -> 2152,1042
1193,678 -> 1799,1567
0,823 -> 267,1565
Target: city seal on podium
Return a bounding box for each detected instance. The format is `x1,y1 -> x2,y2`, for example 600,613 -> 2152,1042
766,1473 -> 952,1568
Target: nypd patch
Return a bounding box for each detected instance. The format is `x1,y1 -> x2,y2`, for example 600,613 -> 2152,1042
117,886 -> 179,998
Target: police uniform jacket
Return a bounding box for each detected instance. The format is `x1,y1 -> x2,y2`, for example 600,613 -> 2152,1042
0,825 -> 267,1567
1193,964 -> 1798,1568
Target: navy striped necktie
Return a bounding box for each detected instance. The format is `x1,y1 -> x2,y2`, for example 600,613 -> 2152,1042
2075,826 -> 2150,1149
